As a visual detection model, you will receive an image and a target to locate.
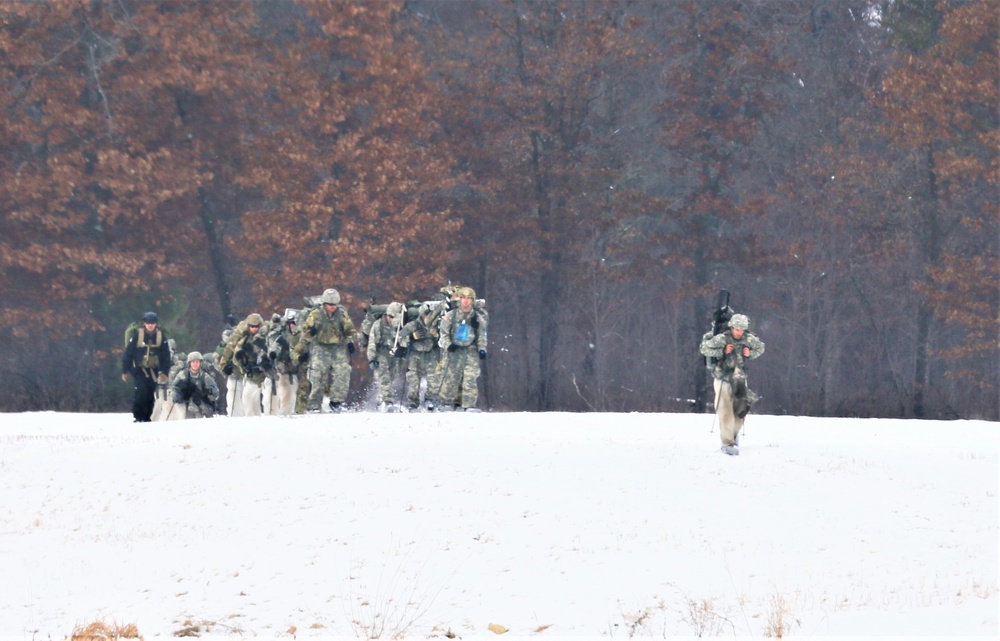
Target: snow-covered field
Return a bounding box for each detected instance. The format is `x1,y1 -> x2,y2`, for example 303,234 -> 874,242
0,411 -> 996,639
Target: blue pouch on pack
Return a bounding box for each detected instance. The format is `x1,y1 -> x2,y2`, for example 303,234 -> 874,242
454,321 -> 470,342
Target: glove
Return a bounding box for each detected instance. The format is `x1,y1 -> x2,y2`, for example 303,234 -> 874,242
121,373 -> 129,382
447,344 -> 458,352
298,352 -> 309,364
347,341 -> 355,354
172,394 -> 183,404
370,360 -> 379,370
393,346 -> 406,358
479,350 -> 487,360
223,363 -> 234,376
235,350 -> 248,365
157,373 -> 168,385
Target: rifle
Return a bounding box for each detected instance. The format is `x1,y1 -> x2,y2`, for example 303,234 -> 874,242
711,289 -> 734,336
703,289 -> 734,371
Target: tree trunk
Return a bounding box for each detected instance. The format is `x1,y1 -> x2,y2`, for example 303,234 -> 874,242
196,186 -> 235,324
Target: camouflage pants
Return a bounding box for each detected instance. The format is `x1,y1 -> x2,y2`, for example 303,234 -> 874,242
372,346 -> 406,404
306,343 -> 352,410
295,377 -> 311,414
436,347 -> 480,409
406,349 -> 440,407
181,402 -> 215,419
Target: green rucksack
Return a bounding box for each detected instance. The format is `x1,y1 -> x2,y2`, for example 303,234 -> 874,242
124,321 -> 142,348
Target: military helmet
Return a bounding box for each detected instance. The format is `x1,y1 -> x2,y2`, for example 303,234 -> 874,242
729,314 -> 750,330
321,288 -> 341,305
187,351 -> 204,363
457,287 -> 476,299
246,313 -> 264,326
385,302 -> 405,325
142,311 -> 158,323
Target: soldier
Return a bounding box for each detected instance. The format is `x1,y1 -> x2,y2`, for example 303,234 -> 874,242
400,302 -> 443,411
216,327 -> 243,417
154,343 -> 186,422
219,312 -> 273,417
168,351 -> 220,419
366,301 -> 407,412
699,313 -> 766,456
264,310 -> 301,415
291,288 -> 357,413
122,311 -> 172,423
436,287 -> 488,411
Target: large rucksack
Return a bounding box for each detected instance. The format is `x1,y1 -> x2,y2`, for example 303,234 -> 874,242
702,289 -> 734,370
124,321 -> 142,349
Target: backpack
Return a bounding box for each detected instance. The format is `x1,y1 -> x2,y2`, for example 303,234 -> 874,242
124,321 -> 142,349
702,289 -> 734,370
125,320 -> 170,348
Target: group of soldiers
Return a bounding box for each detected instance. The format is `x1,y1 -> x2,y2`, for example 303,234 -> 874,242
124,284 -> 767,459
122,285 -> 488,422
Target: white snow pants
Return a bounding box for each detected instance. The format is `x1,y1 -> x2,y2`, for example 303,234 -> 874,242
226,376 -> 245,417
241,378 -> 263,416
713,377 -> 744,447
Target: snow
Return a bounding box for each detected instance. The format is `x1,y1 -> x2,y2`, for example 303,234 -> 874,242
1,411 -> 997,640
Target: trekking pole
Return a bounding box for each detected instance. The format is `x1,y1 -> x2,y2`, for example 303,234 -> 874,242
709,378 -> 720,435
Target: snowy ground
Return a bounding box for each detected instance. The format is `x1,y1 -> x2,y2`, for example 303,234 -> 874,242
0,411 -> 997,640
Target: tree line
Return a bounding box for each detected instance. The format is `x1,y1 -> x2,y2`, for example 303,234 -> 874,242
0,0 -> 996,419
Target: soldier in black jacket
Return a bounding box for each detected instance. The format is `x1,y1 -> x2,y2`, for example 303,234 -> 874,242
122,311 -> 172,423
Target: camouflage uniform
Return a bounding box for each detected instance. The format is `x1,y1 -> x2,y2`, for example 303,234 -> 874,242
169,352 -> 220,419
699,314 -> 765,452
399,302 -> 442,409
219,313 -> 273,416
153,349 -> 186,421
437,288 -> 488,410
366,302 -> 407,409
292,291 -> 357,412
264,312 -> 301,415
216,327 -> 243,417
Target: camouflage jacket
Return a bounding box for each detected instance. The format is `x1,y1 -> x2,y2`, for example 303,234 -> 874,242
170,368 -> 220,405
267,324 -> 301,375
220,319 -> 273,376
293,306 -> 356,357
399,317 -> 437,353
439,307 -> 488,351
700,329 -> 765,380
367,316 -> 404,362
